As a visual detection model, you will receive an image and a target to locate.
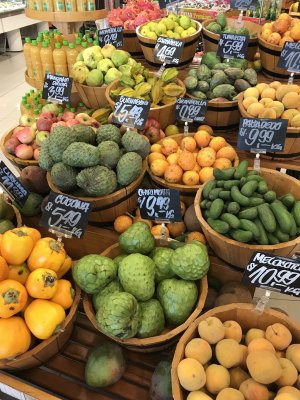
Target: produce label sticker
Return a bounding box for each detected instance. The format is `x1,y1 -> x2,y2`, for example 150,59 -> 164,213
42,73 -> 73,104
98,26 -> 123,48
217,33 -> 249,60
154,37 -> 184,65
137,188 -> 182,222
277,42 -> 300,73
113,96 -> 151,130
0,161 -> 29,207
175,98 -> 208,123
230,0 -> 257,10
242,252 -> 300,297
40,191 -> 92,239
237,118 -> 287,153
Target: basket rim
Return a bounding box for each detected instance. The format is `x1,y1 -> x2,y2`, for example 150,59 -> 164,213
186,92 -> 239,107
258,35 -> 283,51
202,17 -> 260,41
194,167 -> 300,251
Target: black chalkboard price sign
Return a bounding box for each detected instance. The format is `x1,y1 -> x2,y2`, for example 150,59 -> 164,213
40,191 -> 92,239
158,0 -> 178,9
278,42 -> 300,72
175,98 -> 208,123
217,33 -> 249,60
113,96 -> 151,130
137,188 -> 181,222
0,161 -> 29,207
242,252 -> 300,297
237,118 -> 287,152
42,73 -> 73,104
98,26 -> 123,48
230,0 -> 257,10
154,36 -> 184,65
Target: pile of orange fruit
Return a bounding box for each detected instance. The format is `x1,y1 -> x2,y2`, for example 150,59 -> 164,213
147,125 -> 237,186
260,13 -> 300,46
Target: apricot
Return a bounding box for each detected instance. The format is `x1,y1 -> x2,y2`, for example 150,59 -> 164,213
167,221 -> 186,238
216,388 -> 245,400
230,367 -> 250,389
282,109 -> 299,125
276,85 -> 300,101
248,338 -> 276,354
198,317 -> 225,344
282,92 -> 300,109
261,87 -> 276,100
150,159 -> 169,177
244,87 -> 260,99
246,350 -> 282,384
259,108 -> 277,119
177,358 -> 206,391
178,151 -> 196,171
185,338 -> 212,365
194,130 -> 211,148
245,328 -> 265,345
216,146 -> 237,161
266,100 -> 285,118
259,98 -> 274,106
276,358 -> 298,387
274,394 -> 299,400
180,136 -> 197,152
276,350 -> 286,359
205,364 -> 230,395
239,378 -> 269,400
256,83 -> 270,94
197,124 -> 213,135
247,102 -> 264,117
209,136 -> 227,152
164,164 -> 183,183
213,158 -> 232,169
182,171 -> 199,186
286,344 -> 300,372
216,338 -> 244,368
278,387 -> 300,399
197,148 -> 216,167
265,323 -> 292,350
240,344 -> 248,368
243,96 -> 258,109
223,320 -> 242,342
161,137 -> 178,156
150,143 -> 162,153
187,392 -> 213,400
269,81 -> 282,89
199,167 -> 214,183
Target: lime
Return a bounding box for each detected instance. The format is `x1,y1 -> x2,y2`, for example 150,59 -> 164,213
165,125 -> 179,136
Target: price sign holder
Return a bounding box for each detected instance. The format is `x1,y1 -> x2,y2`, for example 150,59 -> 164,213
40,191 -> 92,239
277,42 -> 300,84
98,26 -> 123,48
113,95 -> 151,131
175,98 -> 208,134
154,37 -> 184,76
217,33 -> 249,60
0,161 -> 29,207
42,73 -> 73,104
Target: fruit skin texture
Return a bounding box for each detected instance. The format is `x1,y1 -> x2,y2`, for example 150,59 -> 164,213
85,342 -> 125,388
216,388 -> 245,400
50,162 -> 78,193
117,152 -> 143,186
26,268 -> 58,299
177,358 -> 206,391
63,142 -> 100,168
265,323 -> 292,350
27,237 -> 66,272
92,279 -> 123,313
57,255 -> 73,279
0,316 -> 31,359
137,299 -> 165,338
205,364 -> 230,394
184,338 -> 212,365
198,316 -> 225,344
50,279 -> 74,310
16,227 -> 41,245
119,222 -> 155,254
276,358 -> 298,387
0,279 -> 28,318
286,344 -> 300,372
246,349 -> 282,384
0,256 -> 9,281
76,165 -> 117,197
239,378 -> 269,400
215,338 -> 244,368
150,358 -> 172,400
24,299 -> 66,340
1,229 -> 34,265
7,263 -> 30,285
151,247 -> 175,282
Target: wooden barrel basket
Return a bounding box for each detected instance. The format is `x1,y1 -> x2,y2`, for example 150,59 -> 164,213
83,239 -> 208,353
172,303 -> 300,400
47,160 -> 147,224
74,82 -> 108,109
105,80 -> 186,130
147,134 -> 239,206
122,29 -> 143,58
238,94 -> 300,160
136,20 -> 202,69
0,282 -> 81,370
194,168 -> 300,269
202,18 -> 261,61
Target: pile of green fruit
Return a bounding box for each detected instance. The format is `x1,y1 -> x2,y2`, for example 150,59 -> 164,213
73,222 -> 210,339
39,124 -> 149,197
109,67 -> 185,108
140,13 -> 198,40
200,160 -> 300,244
184,52 -> 257,101
0,198 -> 19,233
205,12 -> 257,37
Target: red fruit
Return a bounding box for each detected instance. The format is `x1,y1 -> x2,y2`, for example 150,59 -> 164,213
159,129 -> 165,139
50,121 -> 67,132
33,148 -> 40,160
15,144 -> 34,159
66,119 -> 80,127
62,111 -> 75,122
39,111 -> 52,119
4,137 -> 21,155
15,127 -> 36,144
145,126 -> 160,144
145,118 -> 160,130
36,117 -> 52,132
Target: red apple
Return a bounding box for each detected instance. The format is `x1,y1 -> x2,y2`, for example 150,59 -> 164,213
12,126 -> 24,137
145,126 -> 160,144
36,116 -> 53,132
15,144 -> 34,159
4,137 -> 21,155
33,148 -> 40,160
66,118 -> 80,127
159,129 -> 165,139
39,111 -> 52,120
15,127 -> 36,144
75,113 -> 92,126
62,111 -> 75,122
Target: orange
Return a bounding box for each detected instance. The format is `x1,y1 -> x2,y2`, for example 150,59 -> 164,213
161,138 -> 178,156
182,171 -> 200,186
148,152 -> 166,165
216,146 -> 237,161
177,151 -> 196,171
185,231 -> 206,244
167,153 -> 179,165
197,148 -> 216,167
151,224 -> 170,238
0,256 -> 9,282
261,29 -> 273,41
199,167 -> 214,183
167,221 -> 186,238
150,159 -> 169,177
8,263 -> 30,285
164,164 -> 183,183
209,136 -> 227,152
213,158 -> 232,169
291,24 -> 300,41
194,130 -> 211,148
114,215 -> 133,233
150,143 -> 162,153
267,32 -> 281,45
180,136 -> 197,152
197,125 -> 213,135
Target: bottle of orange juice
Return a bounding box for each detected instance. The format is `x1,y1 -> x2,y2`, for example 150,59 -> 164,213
77,0 -> 87,11
53,43 -> 68,76
40,41 -> 55,77
87,0 -> 95,10
33,0 -> 42,10
62,39 -> 69,49
54,0 -> 65,11
37,36 -> 43,49
30,40 -> 43,82
24,38 -> 34,79
75,37 -> 82,51
65,0 -> 76,10
42,0 -> 54,11
66,43 -> 78,77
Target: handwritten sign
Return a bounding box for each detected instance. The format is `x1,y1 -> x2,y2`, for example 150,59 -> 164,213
42,73 -> 73,104
278,42 -> 300,73
137,188 -> 181,222
217,33 -> 249,59
158,0 -> 178,8
40,191 -> 92,239
242,252 -> 300,297
98,26 -> 123,48
230,0 -> 257,10
237,118 -> 287,153
154,37 -> 184,65
176,98 -> 208,123
113,96 -> 150,130
0,161 -> 29,207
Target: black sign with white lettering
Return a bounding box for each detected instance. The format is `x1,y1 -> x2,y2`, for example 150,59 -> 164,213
242,252 -> 300,297
176,98 -> 208,123
217,33 -> 249,59
137,188 -> 181,222
230,0 -> 257,10
42,73 -> 73,104
278,42 -> 300,73
158,0 -> 178,9
154,37 -> 184,65
40,191 -> 92,239
237,118 -> 287,152
98,26 -> 123,48
113,96 -> 151,130
0,161 -> 29,207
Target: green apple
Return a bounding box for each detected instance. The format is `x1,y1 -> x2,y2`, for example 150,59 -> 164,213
187,27 -> 197,35
154,22 -> 167,36
166,30 -> 174,38
172,32 -> 181,39
181,30 -> 190,38
179,15 -> 191,30
175,26 -> 184,34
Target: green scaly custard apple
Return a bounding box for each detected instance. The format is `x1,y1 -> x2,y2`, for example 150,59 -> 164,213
137,299 -> 165,338
92,279 -> 123,312
82,46 -> 103,69
97,58 -> 114,74
86,69 -> 103,87
72,61 -> 89,84
151,247 -> 175,282
101,44 -> 116,59
119,222 -> 155,254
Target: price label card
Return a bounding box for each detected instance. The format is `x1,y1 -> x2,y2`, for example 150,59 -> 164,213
242,252 -> 300,297
40,191 -> 92,239
137,188 -> 181,222
278,42 -> 300,72
98,26 -> 123,48
0,161 -> 29,207
176,98 -> 208,123
217,33 -> 249,59
113,96 -> 151,130
230,0 -> 257,10
237,118 -> 287,152
158,0 -> 178,8
42,73 -> 73,104
154,37 -> 184,65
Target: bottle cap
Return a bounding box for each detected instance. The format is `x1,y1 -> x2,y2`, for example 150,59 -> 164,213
81,42 -> 87,48
75,38 -> 82,45
38,104 -> 43,110
42,41 -> 48,48
49,32 -> 54,38
43,30 -> 49,35
66,103 -> 71,109
79,102 -> 84,106
93,40 -> 98,46
25,104 -> 31,109
34,109 -> 39,115
70,107 -> 76,112
21,99 -> 27,105
37,37 -> 42,43
45,38 -> 50,45
32,40 -> 37,46
25,37 -> 31,43
87,38 -> 93,43
30,89 -> 34,93
63,40 -> 69,46
55,43 -> 61,49
69,43 -> 75,49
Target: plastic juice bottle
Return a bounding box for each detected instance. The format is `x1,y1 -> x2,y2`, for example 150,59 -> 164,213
76,0 -> 87,11
33,0 -> 42,10
75,38 -> 82,51
87,37 -> 93,46
63,39 -> 69,48
30,40 -> 43,82
53,43 -> 68,76
65,0 -> 76,11
66,43 -> 78,77
87,0 -> 95,10
48,32 -> 55,49
81,41 -> 87,50
54,0 -> 65,11
54,30 -> 64,45
37,36 -> 43,49
24,38 -> 34,79
42,0 -> 54,12
40,41 -> 55,76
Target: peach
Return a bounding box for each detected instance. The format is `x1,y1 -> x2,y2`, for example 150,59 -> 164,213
198,317 -> 225,344
248,338 -> 276,354
240,344 -> 248,368
274,394 -> 299,400
15,127 -> 36,144
276,358 -> 298,387
205,364 -> 230,395
286,344 -> 300,372
265,323 -> 292,350
246,350 -> 282,384
216,388 -> 245,400
185,338 -> 212,365
223,320 -> 242,342
230,367 -> 250,390
278,387 -> 300,399
216,338 -> 243,368
177,358 -> 206,391
239,378 -> 269,400
15,144 -> 34,160
245,328 -> 266,345
187,391 -> 213,400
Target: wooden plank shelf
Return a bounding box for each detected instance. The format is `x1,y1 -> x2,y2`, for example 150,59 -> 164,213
25,9 -> 107,22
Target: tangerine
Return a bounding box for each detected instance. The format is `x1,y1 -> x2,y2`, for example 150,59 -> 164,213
197,148 -> 216,167
199,167 -> 214,183
194,130 -> 211,148
182,171 -> 200,186
180,136 -> 197,152
164,164 -> 183,183
178,151 -> 196,171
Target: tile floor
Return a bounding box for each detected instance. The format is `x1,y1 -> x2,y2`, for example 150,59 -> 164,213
0,51 -> 299,324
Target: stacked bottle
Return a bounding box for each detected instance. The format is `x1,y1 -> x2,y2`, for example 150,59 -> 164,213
23,38 -> 34,79
66,43 -> 78,77
30,40 -> 43,82
40,41 -> 55,76
53,43 -> 68,76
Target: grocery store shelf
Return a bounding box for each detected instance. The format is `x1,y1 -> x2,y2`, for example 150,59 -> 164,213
25,9 -> 107,22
